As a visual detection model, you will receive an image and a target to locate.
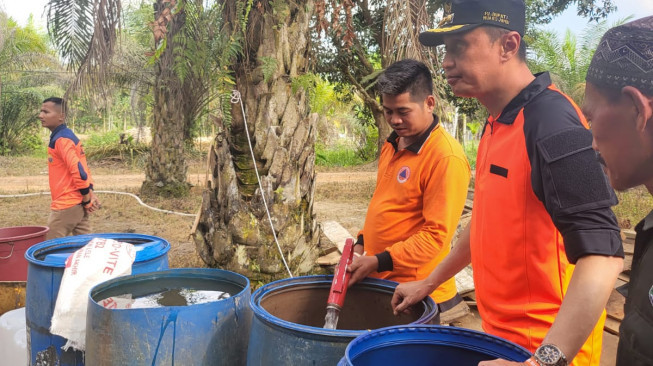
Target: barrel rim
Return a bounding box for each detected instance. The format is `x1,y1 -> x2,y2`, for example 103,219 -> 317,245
24,233 -> 170,267
342,324 -> 532,364
249,275 -> 437,338
87,268 -> 251,311
0,226 -> 49,244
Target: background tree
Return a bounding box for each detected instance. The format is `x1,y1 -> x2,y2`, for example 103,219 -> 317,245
315,0 -> 618,151
0,13 -> 65,155
314,0 -> 447,153
193,0 -> 319,279
527,18 -> 629,106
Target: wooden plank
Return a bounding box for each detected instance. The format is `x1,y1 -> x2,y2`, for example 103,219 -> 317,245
623,253 -> 633,273
440,301 -> 471,324
623,242 -> 634,255
317,251 -> 341,266
321,221 -> 354,253
606,289 -> 625,321
455,266 -> 475,296
622,229 -> 636,241
604,317 -> 621,336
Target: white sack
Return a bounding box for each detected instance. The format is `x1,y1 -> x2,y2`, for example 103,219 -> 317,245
50,238 -> 135,351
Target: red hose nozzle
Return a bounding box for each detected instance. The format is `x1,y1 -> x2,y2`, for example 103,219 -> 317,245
326,238 -> 355,310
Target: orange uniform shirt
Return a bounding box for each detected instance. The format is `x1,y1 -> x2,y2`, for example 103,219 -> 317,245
360,117 -> 470,303
471,73 -> 623,365
48,124 -> 94,210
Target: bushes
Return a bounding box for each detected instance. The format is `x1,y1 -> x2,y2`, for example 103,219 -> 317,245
84,131 -> 149,166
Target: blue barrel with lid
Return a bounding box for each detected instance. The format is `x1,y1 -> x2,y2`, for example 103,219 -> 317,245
337,325 -> 532,365
25,233 -> 170,366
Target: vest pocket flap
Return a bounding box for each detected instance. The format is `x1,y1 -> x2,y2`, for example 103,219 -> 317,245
537,127 -> 593,163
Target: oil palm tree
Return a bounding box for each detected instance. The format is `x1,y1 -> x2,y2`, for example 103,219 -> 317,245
528,18 -> 630,106
0,13 -> 65,155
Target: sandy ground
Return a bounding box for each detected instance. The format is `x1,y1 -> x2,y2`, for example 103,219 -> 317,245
0,171 -> 378,193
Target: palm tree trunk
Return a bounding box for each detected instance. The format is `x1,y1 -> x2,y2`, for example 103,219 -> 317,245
193,1 -> 318,280
142,2 -> 189,197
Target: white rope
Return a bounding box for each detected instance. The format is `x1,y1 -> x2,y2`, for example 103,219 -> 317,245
231,90 -> 294,278
0,190 -> 197,217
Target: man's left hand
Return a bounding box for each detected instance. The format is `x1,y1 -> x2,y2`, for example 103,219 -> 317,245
84,191 -> 101,213
347,255 -> 378,286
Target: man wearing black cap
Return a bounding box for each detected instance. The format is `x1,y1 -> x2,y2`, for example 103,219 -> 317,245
584,16 -> 653,366
391,1 -> 624,365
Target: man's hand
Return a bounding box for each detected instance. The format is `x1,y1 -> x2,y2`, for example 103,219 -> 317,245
391,279 -> 432,315
347,255 -> 378,286
83,191 -> 101,213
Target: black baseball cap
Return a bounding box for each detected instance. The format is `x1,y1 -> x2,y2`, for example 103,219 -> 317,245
419,0 -> 526,46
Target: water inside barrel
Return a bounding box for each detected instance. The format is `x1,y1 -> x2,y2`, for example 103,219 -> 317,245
99,288 -> 231,309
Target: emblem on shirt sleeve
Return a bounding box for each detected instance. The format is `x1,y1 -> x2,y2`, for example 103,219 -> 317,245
397,166 -> 411,183
649,284 -> 653,308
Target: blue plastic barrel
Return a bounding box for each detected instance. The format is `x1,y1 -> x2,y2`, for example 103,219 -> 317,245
247,275 -> 438,366
25,233 -> 170,366
85,268 -> 252,365
338,325 -> 532,365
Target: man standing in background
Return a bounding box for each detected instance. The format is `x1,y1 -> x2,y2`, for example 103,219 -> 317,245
584,16 -> 653,366
39,97 -> 100,239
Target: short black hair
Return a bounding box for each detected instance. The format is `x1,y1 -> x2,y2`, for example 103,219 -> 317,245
482,26 -> 527,61
592,83 -> 653,105
43,97 -> 66,113
377,59 -> 433,102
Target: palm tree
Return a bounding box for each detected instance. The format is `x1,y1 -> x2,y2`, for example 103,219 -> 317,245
192,0 -> 320,279
0,13 -> 65,155
527,18 -> 630,106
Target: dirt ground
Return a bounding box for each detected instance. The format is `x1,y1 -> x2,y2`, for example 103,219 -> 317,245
0,166 -> 619,365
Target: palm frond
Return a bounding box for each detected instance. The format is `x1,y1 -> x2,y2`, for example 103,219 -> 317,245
46,0 -> 122,99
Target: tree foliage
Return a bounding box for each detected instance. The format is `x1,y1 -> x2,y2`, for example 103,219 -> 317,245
0,13 -> 65,155
45,0 -> 121,99
313,0 -> 618,146
527,17 -> 630,105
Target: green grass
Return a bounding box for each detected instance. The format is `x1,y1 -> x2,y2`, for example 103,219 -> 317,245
464,140 -> 479,171
315,144 -> 374,167
613,187 -> 653,229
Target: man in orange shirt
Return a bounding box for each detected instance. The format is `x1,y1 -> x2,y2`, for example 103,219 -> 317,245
347,59 -> 471,318
40,97 -> 101,239
391,1 -> 623,365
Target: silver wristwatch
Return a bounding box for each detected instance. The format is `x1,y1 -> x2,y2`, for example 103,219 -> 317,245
533,344 -> 568,366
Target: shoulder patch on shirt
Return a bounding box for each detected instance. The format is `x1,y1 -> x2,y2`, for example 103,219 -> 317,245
537,127 -> 613,214
397,166 -> 410,184
649,285 -> 653,308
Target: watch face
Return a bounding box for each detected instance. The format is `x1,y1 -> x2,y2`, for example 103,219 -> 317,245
537,344 -> 562,363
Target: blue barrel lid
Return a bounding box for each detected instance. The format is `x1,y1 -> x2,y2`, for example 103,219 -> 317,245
341,325 -> 532,365
25,233 -> 170,268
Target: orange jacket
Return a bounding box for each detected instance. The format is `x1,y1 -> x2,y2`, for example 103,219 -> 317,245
48,124 -> 94,210
359,117 -> 470,303
471,73 -> 623,365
